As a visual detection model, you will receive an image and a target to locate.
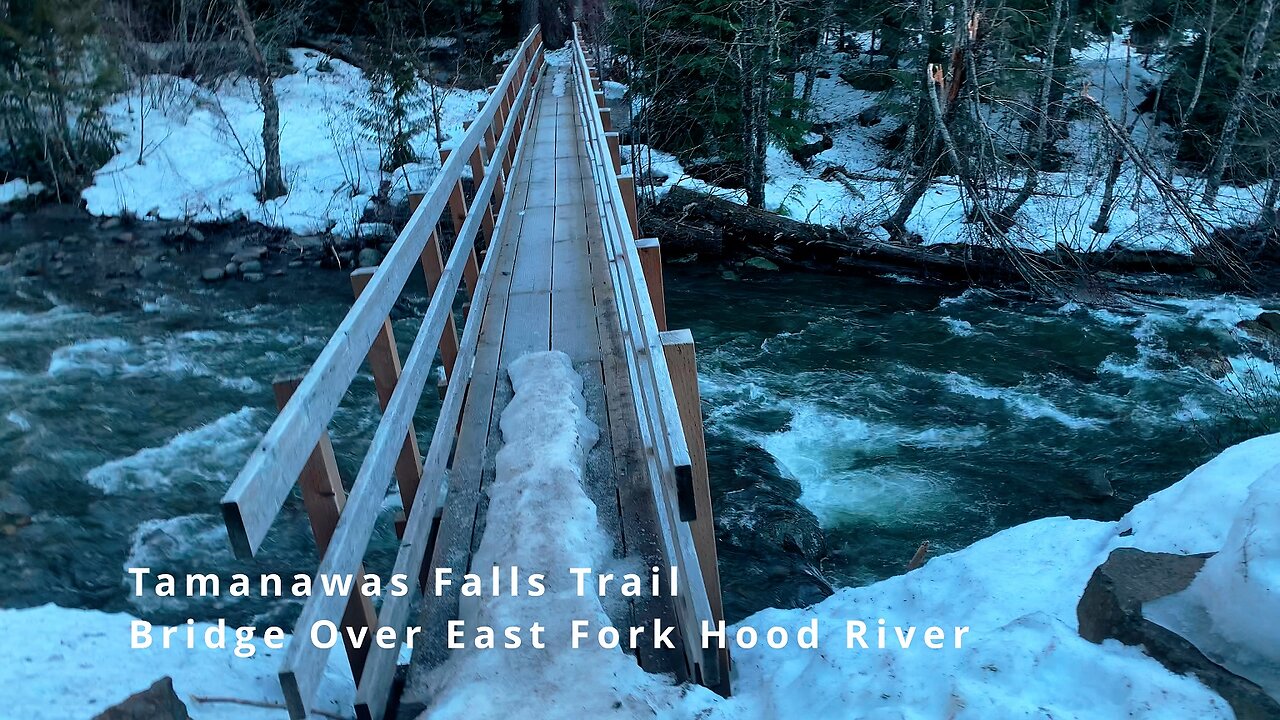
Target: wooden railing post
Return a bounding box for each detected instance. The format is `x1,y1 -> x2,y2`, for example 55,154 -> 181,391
464,137 -> 498,250
413,230 -> 462,381
658,331 -> 730,696
350,268 -> 424,530
635,237 -> 666,331
599,107 -> 613,132
440,145 -> 484,297
272,378 -> 377,683
618,171 -> 639,239
605,131 -> 622,174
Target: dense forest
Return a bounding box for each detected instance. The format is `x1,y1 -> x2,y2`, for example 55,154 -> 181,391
6,0 -> 1280,254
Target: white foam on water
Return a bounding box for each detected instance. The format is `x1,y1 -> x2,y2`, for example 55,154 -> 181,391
124,513 -> 229,575
941,372 -> 1102,430
6,411 -> 31,431
942,316 -> 975,336
84,408 -> 261,493
759,402 -> 971,527
1099,353 -> 1162,380
1153,295 -> 1274,331
46,335 -> 220,379
0,305 -> 86,331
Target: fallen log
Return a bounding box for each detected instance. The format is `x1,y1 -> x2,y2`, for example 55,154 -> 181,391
645,186 -> 1226,294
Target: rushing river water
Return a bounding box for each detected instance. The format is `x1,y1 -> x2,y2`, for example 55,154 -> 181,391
1,217 -> 1276,628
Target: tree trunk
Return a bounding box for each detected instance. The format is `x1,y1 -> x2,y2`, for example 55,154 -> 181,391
999,0 -> 1067,223
231,0 -> 286,200
1202,0 -> 1276,207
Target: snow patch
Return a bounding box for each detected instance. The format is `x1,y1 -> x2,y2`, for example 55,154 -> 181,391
0,604 -> 353,720
0,178 -> 44,206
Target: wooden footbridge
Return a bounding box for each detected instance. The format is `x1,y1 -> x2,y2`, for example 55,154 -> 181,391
219,25 -> 728,720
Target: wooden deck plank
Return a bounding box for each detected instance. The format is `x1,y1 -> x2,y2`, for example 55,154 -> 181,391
577,150 -> 688,679
402,68 -> 691,715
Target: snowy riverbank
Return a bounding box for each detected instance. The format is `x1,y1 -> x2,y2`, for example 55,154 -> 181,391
2,372 -> 1276,718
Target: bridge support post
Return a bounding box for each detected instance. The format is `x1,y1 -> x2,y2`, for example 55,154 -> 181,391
618,172 -> 640,239
350,268 -> 425,529
440,145 -> 486,300
636,237 -> 666,332
658,331 -> 731,697
599,107 -> 613,132
271,377 -> 378,684
605,131 -> 622,174
414,231 -> 462,385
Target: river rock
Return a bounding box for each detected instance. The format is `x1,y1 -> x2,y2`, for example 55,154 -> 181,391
224,262 -> 238,276
242,271 -> 265,282
99,217 -> 121,230
1256,311 -> 1280,334
92,677 -> 190,720
744,257 -> 779,271
1078,548 -> 1280,719
1080,468 -> 1115,500
238,259 -> 263,274
137,261 -> 166,280
113,232 -> 135,244
1194,267 -> 1217,281
200,267 -> 225,282
231,246 -> 267,263
10,243 -> 48,276
359,248 -> 382,267
288,259 -> 305,268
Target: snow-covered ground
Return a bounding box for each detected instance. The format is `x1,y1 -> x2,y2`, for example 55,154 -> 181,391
0,178 -> 44,206
631,31 -> 1268,254
3,355 -> 1275,718
0,604 -> 354,719
81,50 -> 487,237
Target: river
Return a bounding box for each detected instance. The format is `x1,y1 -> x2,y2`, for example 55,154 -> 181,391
1,215 -> 1275,627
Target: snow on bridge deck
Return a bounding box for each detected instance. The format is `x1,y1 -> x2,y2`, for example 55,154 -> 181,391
399,76 -> 689,709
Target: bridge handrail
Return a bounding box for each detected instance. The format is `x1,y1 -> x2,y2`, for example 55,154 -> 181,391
219,26 -> 543,560
216,26 -> 544,720
568,24 -> 722,688
347,46 -> 547,720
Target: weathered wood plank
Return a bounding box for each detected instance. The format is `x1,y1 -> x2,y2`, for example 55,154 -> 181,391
352,58 -> 548,720
579,149 -> 687,679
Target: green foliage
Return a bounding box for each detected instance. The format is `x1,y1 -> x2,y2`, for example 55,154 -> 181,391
614,0 -> 816,171
0,0 -> 123,195
360,51 -> 428,173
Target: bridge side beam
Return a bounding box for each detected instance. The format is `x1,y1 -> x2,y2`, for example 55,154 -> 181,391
658,331 -> 730,696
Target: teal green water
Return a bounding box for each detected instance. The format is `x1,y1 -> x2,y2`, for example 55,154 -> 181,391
0,228 -> 1273,625
665,266 -> 1276,620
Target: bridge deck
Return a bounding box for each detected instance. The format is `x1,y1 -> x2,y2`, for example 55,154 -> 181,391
400,74 -> 682,712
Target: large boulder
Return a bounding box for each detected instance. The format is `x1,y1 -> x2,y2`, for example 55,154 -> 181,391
92,677 -> 190,720
1078,548 -> 1280,720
